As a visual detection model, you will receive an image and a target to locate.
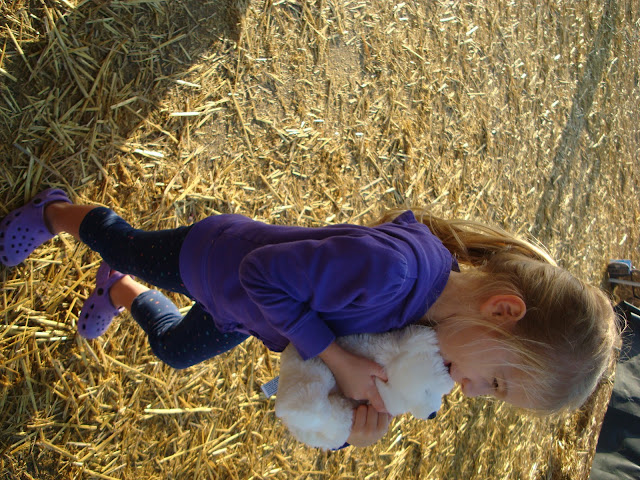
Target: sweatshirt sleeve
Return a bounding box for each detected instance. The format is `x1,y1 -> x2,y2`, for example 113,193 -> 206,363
238,235 -> 409,360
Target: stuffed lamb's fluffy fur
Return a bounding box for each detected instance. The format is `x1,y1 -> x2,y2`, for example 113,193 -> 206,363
275,325 -> 454,449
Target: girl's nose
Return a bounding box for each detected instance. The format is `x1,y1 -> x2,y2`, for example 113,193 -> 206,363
459,378 -> 476,397
451,366 -> 491,397
459,378 -> 490,397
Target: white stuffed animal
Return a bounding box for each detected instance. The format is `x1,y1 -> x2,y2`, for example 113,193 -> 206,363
274,325 -> 454,450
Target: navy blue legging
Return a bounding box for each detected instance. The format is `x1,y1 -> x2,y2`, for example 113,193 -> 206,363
78,207 -> 248,368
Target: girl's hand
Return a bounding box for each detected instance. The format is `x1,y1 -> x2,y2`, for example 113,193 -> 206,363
346,404 -> 392,447
318,342 -> 389,413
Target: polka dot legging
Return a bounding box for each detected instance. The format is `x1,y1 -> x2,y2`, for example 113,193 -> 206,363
79,207 -> 248,368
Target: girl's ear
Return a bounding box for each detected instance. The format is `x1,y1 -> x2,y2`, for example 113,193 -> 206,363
480,295 -> 526,329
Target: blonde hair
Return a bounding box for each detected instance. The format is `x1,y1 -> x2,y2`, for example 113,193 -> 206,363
374,208 -> 621,413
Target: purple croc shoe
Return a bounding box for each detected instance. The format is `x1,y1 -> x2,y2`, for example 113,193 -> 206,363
0,188 -> 71,267
78,262 -> 126,339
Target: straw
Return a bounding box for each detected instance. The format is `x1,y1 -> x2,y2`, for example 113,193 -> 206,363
1,0 -> 638,478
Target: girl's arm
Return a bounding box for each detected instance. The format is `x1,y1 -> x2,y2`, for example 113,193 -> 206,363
239,236 -> 408,360
318,341 -> 389,414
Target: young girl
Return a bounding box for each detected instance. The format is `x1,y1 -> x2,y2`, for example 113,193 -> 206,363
1,188 -> 620,447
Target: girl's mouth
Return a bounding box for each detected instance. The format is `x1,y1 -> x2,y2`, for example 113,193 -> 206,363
444,361 -> 452,375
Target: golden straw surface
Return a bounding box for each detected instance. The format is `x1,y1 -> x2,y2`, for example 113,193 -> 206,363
1,0 -> 638,479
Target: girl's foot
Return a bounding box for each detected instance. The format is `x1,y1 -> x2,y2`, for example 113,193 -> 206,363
0,188 -> 71,267
78,262 -> 126,339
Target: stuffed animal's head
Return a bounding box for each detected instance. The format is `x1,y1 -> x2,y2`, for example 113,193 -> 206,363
374,327 -> 454,419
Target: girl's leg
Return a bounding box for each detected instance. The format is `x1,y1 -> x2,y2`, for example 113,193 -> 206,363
45,202 -> 94,241
130,290 -> 249,369
46,202 -> 190,295
110,274 -> 150,310
79,272 -> 247,367
45,201 -> 249,365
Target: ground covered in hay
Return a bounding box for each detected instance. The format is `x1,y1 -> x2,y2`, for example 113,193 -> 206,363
1,1 -> 639,479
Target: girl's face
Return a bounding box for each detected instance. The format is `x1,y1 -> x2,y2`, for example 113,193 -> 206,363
436,322 -> 532,409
